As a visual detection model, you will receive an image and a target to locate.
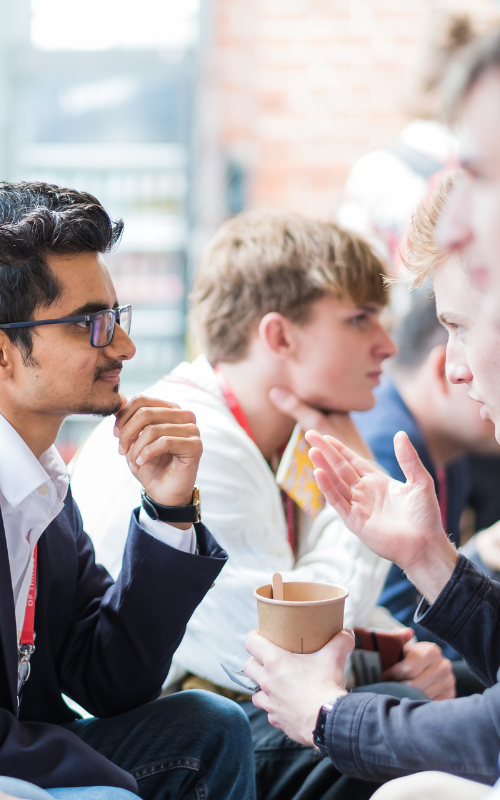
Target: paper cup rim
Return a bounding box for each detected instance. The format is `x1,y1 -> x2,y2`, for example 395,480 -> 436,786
253,581 -> 349,607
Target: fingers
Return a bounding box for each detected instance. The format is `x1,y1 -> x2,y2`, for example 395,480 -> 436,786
116,400 -> 197,455
306,430 -> 375,479
269,387 -> 325,431
127,423 -> 201,467
382,641 -> 445,683
114,396 -> 185,435
245,629 -> 283,665
312,468 -> 353,520
402,659 -> 456,700
393,431 -> 434,488
308,447 -> 353,503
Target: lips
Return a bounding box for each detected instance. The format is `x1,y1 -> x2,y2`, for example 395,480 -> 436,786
97,369 -> 122,385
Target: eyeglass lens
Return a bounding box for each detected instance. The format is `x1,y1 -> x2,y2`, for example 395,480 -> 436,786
119,306 -> 132,337
91,307 -> 132,347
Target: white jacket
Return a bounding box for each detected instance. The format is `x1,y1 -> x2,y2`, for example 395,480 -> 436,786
70,355 -> 391,689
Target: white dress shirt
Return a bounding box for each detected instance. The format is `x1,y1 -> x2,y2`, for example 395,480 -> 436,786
0,413 -> 195,642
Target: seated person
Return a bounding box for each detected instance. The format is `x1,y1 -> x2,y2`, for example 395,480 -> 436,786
353,294 -> 498,674
72,212 -> 455,798
244,169 -> 500,791
0,182 -> 254,799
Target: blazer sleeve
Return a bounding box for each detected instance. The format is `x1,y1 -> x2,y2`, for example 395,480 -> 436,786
0,711 -> 138,791
57,497 -> 227,717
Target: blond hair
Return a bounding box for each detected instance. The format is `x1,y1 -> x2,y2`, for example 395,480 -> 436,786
190,210 -> 389,363
402,171 -> 460,289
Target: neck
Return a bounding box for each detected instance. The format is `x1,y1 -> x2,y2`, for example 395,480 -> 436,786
0,402 -> 62,459
216,359 -> 296,461
394,375 -> 466,470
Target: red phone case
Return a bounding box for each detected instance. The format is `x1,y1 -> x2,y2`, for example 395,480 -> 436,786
353,628 -> 406,671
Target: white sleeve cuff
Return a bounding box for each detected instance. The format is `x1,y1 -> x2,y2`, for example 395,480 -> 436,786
138,508 -> 196,554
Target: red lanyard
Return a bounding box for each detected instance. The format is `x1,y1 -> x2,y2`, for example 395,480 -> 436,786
20,544 -> 37,646
214,366 -> 295,551
214,366 -> 256,443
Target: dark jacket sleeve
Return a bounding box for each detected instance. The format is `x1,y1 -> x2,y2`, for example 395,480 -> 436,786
415,554 -> 500,687
57,501 -> 228,717
324,554 -> 500,785
326,686 -> 500,785
0,713 -> 138,791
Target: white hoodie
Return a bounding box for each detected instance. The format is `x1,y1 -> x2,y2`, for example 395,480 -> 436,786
70,355 -> 391,689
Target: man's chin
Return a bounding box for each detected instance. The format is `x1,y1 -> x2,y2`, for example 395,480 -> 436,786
76,387 -> 122,417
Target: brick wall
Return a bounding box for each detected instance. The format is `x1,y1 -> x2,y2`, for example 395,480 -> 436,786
192,0 -> 499,247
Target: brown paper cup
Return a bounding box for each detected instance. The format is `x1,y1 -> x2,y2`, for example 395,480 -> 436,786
254,581 -> 348,654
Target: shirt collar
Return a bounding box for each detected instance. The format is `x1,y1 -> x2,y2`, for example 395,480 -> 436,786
0,413 -> 69,508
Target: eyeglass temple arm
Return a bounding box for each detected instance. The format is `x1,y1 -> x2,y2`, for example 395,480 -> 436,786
0,316 -> 89,330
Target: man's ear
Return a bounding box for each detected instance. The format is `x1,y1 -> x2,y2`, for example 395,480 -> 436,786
429,344 -> 449,394
0,331 -> 17,382
258,312 -> 295,357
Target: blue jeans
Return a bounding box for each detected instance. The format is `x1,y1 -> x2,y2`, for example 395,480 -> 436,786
62,690 -> 256,800
0,778 -> 135,800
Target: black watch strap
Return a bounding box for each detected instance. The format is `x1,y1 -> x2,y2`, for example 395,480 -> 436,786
312,702 -> 335,754
141,486 -> 201,523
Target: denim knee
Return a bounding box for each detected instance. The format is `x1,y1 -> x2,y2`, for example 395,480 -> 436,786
181,689 -> 253,741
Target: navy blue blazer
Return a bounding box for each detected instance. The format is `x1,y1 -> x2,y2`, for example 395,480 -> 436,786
353,377 -> 470,658
0,490 -> 227,791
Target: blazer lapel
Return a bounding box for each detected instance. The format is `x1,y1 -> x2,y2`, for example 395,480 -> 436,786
0,509 -> 19,713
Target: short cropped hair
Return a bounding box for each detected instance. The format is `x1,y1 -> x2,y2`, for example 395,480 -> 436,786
190,211 -> 389,363
390,295 -> 447,372
445,27 -> 500,122
402,170 -> 460,289
0,181 -> 123,357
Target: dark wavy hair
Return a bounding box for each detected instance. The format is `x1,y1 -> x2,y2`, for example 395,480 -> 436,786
0,181 -> 123,357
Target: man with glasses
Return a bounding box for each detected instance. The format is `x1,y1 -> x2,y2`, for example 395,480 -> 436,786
0,182 -> 255,800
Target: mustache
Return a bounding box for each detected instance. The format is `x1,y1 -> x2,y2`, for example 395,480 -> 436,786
93,360 -> 123,382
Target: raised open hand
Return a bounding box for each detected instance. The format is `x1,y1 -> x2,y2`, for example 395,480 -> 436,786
305,429 -> 458,602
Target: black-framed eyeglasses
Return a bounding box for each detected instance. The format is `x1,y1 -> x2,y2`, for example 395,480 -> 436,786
0,304 -> 132,348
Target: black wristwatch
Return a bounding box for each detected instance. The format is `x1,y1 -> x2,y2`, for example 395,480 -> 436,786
312,702 -> 335,754
141,486 -> 201,524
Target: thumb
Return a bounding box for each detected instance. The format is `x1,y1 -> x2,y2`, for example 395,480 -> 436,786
321,628 -> 355,661
269,387 -> 324,430
397,627 -> 416,646
393,431 -> 433,487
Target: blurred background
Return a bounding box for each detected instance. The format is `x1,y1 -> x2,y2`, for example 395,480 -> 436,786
0,0 -> 499,460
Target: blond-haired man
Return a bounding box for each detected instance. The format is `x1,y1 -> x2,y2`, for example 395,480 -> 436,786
244,178 -> 500,795
71,211 -> 453,800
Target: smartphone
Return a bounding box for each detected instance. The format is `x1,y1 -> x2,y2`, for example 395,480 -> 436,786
351,627 -> 406,686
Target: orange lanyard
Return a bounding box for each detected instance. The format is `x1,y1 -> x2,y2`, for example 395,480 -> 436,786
214,366 -> 295,551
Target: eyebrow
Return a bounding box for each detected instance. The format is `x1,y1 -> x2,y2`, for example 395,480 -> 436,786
65,300 -> 119,317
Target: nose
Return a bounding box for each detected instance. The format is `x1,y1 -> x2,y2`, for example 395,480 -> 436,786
104,320 -> 136,361
373,322 -> 398,362
445,338 -> 472,386
435,177 -> 473,253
